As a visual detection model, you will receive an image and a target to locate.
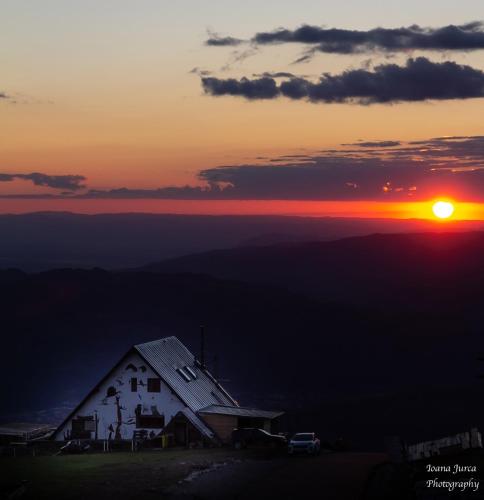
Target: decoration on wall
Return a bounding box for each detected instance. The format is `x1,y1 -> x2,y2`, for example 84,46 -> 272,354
106,386 -> 117,397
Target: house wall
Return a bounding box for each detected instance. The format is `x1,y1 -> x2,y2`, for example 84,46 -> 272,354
54,351 -> 186,441
199,414 -> 238,444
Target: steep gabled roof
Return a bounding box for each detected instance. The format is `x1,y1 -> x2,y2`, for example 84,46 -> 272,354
135,336 -> 237,412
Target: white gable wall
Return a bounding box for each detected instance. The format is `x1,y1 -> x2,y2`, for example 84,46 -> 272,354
54,351 -> 186,441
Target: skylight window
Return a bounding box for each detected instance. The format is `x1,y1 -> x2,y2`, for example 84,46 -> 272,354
176,367 -> 192,382
185,366 -> 197,379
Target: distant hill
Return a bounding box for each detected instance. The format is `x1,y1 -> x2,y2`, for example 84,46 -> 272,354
143,231 -> 484,314
1,211 -> 483,271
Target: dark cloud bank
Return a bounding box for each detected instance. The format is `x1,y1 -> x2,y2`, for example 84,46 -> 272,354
3,136 -> 484,202
0,173 -> 86,191
208,21 -> 484,54
201,57 -> 484,104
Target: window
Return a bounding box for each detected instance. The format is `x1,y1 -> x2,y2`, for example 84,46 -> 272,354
71,416 -> 94,439
176,368 -> 191,382
137,414 -> 165,429
131,377 -> 137,392
147,378 -> 161,392
185,366 -> 197,379
84,420 -> 96,431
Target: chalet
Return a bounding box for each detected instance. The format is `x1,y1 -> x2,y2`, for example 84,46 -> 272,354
53,336 -> 283,446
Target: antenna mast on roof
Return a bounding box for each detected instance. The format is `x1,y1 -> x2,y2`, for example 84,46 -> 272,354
200,325 -> 205,368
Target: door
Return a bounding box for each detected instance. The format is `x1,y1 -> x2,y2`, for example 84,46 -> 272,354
174,422 -> 187,446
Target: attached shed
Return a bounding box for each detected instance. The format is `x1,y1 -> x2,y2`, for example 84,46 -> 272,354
52,336 -> 283,446
198,406 -> 284,444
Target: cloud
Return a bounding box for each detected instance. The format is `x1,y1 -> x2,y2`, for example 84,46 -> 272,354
202,57 -> 484,104
220,47 -> 259,71
205,34 -> 244,47
0,172 -> 86,191
252,21 -> 484,54
203,29 -> 258,71
189,67 -> 212,77
191,135 -> 484,201
3,136 -> 484,202
202,76 -> 279,99
82,185 -> 221,199
253,71 -> 298,78
346,141 -> 402,148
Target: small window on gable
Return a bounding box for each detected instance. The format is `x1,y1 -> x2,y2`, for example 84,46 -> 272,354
176,367 -> 192,382
147,378 -> 161,392
131,377 -> 137,392
185,366 -> 197,379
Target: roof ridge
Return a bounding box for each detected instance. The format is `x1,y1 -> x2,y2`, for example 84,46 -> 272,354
134,335 -> 178,348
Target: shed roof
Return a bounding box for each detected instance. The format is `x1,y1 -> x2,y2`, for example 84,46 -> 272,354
135,337 -> 237,413
198,404 -> 284,420
0,423 -> 55,440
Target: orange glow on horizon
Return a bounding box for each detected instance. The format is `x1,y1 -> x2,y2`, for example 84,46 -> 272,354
0,199 -> 483,220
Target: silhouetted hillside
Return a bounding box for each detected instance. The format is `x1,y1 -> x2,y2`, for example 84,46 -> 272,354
143,232 -> 484,315
1,211 -> 483,271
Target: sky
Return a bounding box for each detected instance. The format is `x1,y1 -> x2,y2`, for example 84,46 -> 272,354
1,0 -> 484,218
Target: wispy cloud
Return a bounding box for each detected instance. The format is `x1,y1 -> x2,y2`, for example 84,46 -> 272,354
344,141 -> 402,148
205,30 -> 245,47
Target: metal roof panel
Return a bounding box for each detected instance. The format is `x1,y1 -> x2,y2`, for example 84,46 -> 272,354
135,337 -> 237,412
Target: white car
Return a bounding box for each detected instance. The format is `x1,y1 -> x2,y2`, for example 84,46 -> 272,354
288,432 -> 321,455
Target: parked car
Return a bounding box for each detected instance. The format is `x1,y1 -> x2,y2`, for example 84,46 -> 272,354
232,428 -> 287,449
288,433 -> 320,455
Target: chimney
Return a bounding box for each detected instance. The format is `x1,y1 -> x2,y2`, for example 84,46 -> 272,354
200,325 -> 205,368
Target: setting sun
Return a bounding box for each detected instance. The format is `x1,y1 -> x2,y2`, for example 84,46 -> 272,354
432,201 -> 455,219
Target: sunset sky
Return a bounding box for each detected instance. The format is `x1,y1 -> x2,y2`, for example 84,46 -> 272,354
1,0 -> 484,218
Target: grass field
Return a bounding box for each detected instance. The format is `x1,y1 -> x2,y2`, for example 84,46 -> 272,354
0,448 -> 250,500
0,448 -> 388,500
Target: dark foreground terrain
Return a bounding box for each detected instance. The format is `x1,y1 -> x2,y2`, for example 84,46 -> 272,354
0,449 -> 385,500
